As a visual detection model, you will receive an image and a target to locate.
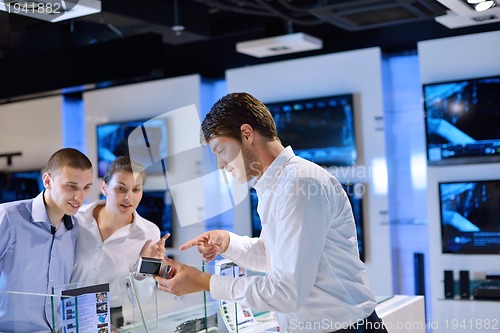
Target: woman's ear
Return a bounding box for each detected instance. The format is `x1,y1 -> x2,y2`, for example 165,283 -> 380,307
100,181 -> 108,197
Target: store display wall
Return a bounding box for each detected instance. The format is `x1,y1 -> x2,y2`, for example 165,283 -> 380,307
418,30 -> 500,331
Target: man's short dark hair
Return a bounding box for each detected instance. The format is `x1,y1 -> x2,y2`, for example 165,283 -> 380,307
44,148 -> 92,174
201,92 -> 279,144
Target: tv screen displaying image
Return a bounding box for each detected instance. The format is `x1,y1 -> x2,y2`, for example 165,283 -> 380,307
265,94 -> 357,167
249,183 -> 365,261
439,179 -> 500,254
0,170 -> 43,203
423,75 -> 500,165
135,190 -> 174,248
96,118 -> 168,177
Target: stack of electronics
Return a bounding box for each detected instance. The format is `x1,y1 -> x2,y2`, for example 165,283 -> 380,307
473,275 -> 500,300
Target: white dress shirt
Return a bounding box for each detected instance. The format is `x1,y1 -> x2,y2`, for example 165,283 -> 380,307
210,146 -> 376,332
71,200 -> 160,307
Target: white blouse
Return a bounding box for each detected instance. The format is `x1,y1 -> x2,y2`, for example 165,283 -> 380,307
71,200 -> 161,307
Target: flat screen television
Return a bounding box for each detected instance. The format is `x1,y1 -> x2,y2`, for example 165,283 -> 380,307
0,170 -> 43,203
439,179 -> 500,254
249,183 -> 365,261
265,94 -> 357,167
135,190 -> 174,248
423,75 -> 500,165
96,118 -> 168,177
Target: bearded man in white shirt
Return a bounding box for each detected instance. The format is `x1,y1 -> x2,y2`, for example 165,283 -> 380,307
155,92 -> 388,333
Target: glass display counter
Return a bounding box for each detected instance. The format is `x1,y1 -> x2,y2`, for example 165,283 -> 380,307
1,261 -> 421,333
0,290 -> 63,332
49,264 -> 223,333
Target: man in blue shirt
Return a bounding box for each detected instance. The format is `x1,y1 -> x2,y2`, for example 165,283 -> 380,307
0,148 -> 93,332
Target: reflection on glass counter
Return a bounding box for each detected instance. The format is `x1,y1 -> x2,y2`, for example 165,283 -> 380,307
0,288 -> 420,333
30,263 -> 422,333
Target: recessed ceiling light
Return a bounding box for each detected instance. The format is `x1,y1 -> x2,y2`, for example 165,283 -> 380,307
476,0 -> 495,11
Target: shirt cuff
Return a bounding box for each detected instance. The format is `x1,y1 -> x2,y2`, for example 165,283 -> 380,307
209,274 -> 234,301
221,232 -> 241,261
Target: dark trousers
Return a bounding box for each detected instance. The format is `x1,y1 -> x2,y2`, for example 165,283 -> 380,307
332,311 -> 388,333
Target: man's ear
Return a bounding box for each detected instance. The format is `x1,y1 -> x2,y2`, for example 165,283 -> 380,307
42,173 -> 51,189
240,124 -> 254,142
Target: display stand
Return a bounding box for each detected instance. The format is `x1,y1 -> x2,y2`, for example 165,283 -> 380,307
52,277 -> 113,332
215,259 -> 257,332
53,274 -> 160,333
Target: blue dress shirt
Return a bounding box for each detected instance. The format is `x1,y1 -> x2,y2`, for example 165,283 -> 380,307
0,192 -> 78,333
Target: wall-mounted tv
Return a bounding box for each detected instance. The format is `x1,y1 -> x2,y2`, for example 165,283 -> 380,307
439,179 -> 500,254
0,170 -> 43,203
249,183 -> 365,261
423,75 -> 500,166
135,190 -> 174,248
96,118 -> 168,177
265,94 -> 357,167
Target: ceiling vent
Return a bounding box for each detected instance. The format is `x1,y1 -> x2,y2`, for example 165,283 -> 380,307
308,0 -> 447,30
0,0 -> 101,22
435,0 -> 500,28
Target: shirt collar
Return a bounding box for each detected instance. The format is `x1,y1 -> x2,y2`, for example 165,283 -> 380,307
254,146 -> 295,192
32,191 -> 51,223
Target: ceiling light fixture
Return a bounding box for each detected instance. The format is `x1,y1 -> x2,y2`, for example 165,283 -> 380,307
463,0 -> 497,11
435,0 -> 500,28
475,0 -> 496,10
236,32 -> 322,58
0,0 -> 101,22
